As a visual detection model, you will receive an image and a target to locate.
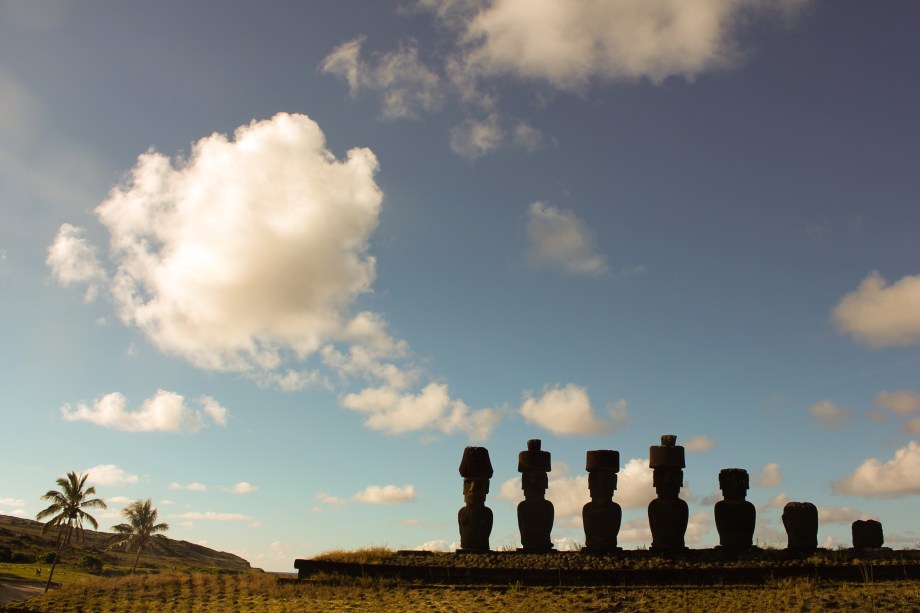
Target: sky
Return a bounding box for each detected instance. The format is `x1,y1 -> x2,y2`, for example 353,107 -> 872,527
1,0 -> 919,572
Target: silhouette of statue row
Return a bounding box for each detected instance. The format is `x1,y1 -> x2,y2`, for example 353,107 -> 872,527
458,435 -> 884,553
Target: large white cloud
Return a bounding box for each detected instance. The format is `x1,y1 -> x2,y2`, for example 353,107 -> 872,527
85,112 -> 382,372
519,383 -> 612,435
342,382 -> 500,440
448,0 -> 807,90
833,272 -> 920,347
61,390 -> 228,433
524,203 -> 607,276
833,441 -> 920,498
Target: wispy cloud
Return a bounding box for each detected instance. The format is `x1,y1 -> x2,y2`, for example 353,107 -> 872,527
169,482 -> 207,492
808,399 -> 850,429
84,464 -> 139,487
752,462 -> 783,488
684,436 -> 717,452
524,202 -> 607,275
169,512 -> 253,522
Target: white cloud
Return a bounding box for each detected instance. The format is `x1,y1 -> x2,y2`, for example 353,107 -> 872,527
227,482 -> 258,495
833,272 -> 920,346
83,464 -> 139,487
415,539 -> 457,552
752,462 -> 783,488
449,113 -> 504,158
61,390 -> 229,433
170,482 -> 207,492
322,38 -> 444,120
809,399 -> 850,429
684,435 -> 716,452
170,512 -> 253,522
83,113 -> 381,372
108,496 -> 132,505
342,382 -> 500,440
875,390 -> 920,416
449,0 -> 807,90
818,506 -> 878,525
47,223 -> 106,301
616,511 -> 711,547
833,441 -> 920,498
352,484 -> 417,504
525,202 -> 607,275
316,492 -> 348,507
0,497 -> 26,508
519,383 -> 611,436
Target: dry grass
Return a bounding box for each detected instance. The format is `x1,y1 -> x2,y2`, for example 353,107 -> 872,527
4,571 -> 920,612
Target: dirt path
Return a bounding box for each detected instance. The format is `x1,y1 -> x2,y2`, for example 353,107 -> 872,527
0,580 -> 46,604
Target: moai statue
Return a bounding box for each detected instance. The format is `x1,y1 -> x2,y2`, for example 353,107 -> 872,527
714,468 -> 756,550
458,446 -> 494,552
782,501 -> 818,552
582,449 -> 622,554
852,519 -> 884,549
517,439 -> 554,552
648,434 -> 689,551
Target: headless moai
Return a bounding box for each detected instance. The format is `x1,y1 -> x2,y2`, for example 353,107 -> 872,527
648,434 -> 689,551
582,449 -> 622,554
852,519 -> 884,549
517,439 -> 554,552
714,468 -> 756,550
782,501 -> 818,552
458,446 -> 494,552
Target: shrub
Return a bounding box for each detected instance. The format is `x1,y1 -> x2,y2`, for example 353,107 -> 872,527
36,551 -> 58,564
79,554 -> 104,573
0,546 -> 11,562
11,551 -> 35,563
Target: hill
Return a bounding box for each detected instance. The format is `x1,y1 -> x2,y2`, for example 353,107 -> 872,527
0,514 -> 254,572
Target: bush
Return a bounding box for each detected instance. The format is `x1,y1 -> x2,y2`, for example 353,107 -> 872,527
11,551 -> 35,563
79,554 -> 104,573
0,546 -> 11,562
36,551 -> 58,564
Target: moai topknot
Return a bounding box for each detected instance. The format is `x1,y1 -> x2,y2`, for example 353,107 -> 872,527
648,434 -> 689,551
782,501 -> 818,552
517,439 -> 554,552
458,446 -> 494,552
852,519 -> 884,549
582,449 -> 622,554
714,468 -> 756,550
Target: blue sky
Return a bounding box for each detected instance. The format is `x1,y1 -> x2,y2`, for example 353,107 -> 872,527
1,0 -> 919,571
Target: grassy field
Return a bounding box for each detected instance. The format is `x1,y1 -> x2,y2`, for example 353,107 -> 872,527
3,570 -> 920,612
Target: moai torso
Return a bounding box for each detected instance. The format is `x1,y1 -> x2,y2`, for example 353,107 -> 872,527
648,435 -> 688,552
457,447 -> 494,552
714,468 -> 756,550
582,450 -> 622,553
517,439 -> 554,552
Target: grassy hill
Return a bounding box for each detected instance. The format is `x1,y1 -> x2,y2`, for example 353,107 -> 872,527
0,514 -> 254,573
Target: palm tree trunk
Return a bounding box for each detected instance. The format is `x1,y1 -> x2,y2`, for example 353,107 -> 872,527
131,548 -> 142,574
44,524 -> 70,593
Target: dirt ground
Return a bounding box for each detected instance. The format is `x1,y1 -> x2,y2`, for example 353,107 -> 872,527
0,580 -> 45,604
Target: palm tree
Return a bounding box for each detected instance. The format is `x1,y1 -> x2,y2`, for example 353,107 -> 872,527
106,499 -> 170,573
36,471 -> 107,592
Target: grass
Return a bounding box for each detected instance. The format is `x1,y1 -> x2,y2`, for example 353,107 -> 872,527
4,571 -> 920,612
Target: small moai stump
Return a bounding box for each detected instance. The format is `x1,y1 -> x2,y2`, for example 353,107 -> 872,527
648,434 -> 689,552
517,439 -> 554,552
782,501 -> 818,552
582,449 -> 622,554
852,519 -> 884,549
457,446 -> 494,552
714,468 -> 756,550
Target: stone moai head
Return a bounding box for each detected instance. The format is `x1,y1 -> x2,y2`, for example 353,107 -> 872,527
718,468 -> 749,501
518,439 -> 551,498
782,501 -> 818,551
459,446 -> 493,506
649,435 -> 685,497
586,450 -> 620,501
852,519 -> 884,549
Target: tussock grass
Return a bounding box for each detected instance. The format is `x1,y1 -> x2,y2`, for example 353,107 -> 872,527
312,545 -> 395,564
4,571 -> 920,612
